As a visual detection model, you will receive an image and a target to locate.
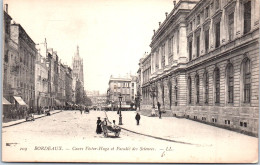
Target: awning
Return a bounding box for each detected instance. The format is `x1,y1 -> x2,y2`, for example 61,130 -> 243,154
55,99 -> 61,106
2,97 -> 11,105
13,96 -> 27,106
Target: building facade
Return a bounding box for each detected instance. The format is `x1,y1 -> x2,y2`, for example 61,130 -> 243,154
57,62 -> 66,106
139,0 -> 259,136
65,65 -> 73,104
35,51 -> 49,110
46,49 -> 60,107
3,9 -> 20,106
107,74 -> 137,108
10,23 -> 37,109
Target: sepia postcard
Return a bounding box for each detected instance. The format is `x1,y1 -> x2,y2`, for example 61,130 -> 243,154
1,0 -> 259,163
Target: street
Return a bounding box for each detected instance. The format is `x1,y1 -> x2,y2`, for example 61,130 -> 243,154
2,110 -> 258,163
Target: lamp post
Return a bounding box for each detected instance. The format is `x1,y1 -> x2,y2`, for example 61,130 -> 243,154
135,91 -> 141,111
118,93 -> 123,125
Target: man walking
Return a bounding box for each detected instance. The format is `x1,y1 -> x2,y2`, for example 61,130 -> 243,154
157,101 -> 161,119
135,113 -> 141,125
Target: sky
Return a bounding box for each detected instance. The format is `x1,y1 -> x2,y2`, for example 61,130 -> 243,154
3,0 -> 176,94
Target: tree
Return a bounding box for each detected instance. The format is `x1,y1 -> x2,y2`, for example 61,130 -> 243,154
82,90 -> 92,106
75,80 -> 83,104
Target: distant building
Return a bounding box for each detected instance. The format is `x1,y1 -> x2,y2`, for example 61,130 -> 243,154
107,74 -> 137,108
72,46 -> 84,104
72,46 -> 84,85
35,41 -> 49,109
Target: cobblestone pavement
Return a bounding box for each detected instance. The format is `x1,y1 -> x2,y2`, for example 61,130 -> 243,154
2,110 -> 258,163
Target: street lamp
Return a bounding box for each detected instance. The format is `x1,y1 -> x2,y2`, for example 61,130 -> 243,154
135,91 -> 141,111
118,93 -> 123,125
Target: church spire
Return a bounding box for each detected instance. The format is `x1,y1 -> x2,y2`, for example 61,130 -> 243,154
76,45 -> 79,57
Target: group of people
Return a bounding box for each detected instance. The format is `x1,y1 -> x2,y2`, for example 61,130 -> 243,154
96,117 -> 120,134
3,106 -> 36,120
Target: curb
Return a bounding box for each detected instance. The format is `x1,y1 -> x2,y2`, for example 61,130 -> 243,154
2,110 -> 63,128
104,111 -> 197,146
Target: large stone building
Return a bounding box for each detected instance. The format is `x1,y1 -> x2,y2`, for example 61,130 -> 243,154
57,62 -> 66,106
35,41 -> 49,109
65,65 -> 73,104
3,8 -> 19,106
138,0 -> 259,136
46,49 -> 60,107
9,21 -> 37,109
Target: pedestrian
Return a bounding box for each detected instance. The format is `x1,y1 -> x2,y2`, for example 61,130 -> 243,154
157,101 -> 162,119
96,117 -> 102,134
135,113 -> 141,125
80,109 -> 82,114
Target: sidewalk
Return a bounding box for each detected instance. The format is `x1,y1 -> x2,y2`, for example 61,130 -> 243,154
105,111 -> 257,147
2,110 -> 62,128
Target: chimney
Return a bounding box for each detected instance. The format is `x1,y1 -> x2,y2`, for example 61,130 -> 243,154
153,29 -> 155,34
165,12 -> 168,18
173,1 -> 176,6
5,4 -> 8,13
159,22 -> 161,26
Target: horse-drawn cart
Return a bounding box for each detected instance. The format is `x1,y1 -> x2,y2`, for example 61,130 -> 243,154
101,123 -> 121,137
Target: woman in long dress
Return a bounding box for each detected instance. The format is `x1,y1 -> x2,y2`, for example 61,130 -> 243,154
96,117 -> 102,134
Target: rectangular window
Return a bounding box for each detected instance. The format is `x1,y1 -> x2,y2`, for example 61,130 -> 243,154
244,1 -> 251,34
196,77 -> 200,103
196,35 -> 200,57
190,22 -> 193,31
215,70 -> 220,104
244,76 -> 251,103
197,15 -> 200,25
188,78 -> 192,104
228,12 -> 234,41
161,44 -> 165,67
177,30 -> 179,53
205,6 -> 209,18
205,73 -> 209,104
228,77 -> 234,103
215,22 -> 220,48
168,37 -> 172,54
189,40 -> 192,61
205,29 -> 209,53
215,0 -> 220,10
244,59 -> 251,103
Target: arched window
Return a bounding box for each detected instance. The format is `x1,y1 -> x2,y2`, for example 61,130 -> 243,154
243,58 -> 251,103
175,78 -> 178,106
214,67 -> 220,104
204,71 -> 209,104
195,74 -> 200,104
188,76 -> 192,104
161,82 -> 164,105
167,79 -> 172,108
226,64 -> 234,103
